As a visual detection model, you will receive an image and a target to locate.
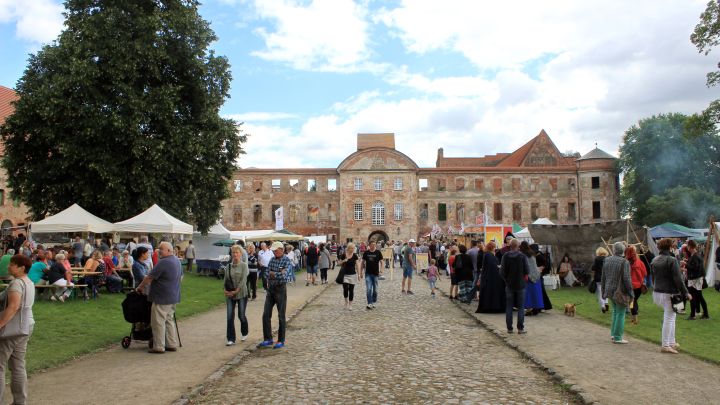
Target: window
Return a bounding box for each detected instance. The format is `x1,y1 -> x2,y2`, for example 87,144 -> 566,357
288,204 -> 299,223
593,201 -> 601,219
233,180 -> 243,192
418,178 -> 428,191
615,175 -> 620,193
568,202 -> 577,220
549,203 -> 558,220
394,178 -> 403,191
530,178 -> 540,192
271,204 -> 281,221
394,203 -> 403,220
512,178 -> 521,192
549,178 -> 558,192
253,204 -> 262,224
455,178 -> 465,191
307,179 -> 317,192
307,204 -> 319,221
327,178 -> 337,192
512,203 -> 522,222
591,176 -> 600,189
568,178 -> 576,191
374,178 -> 382,191
253,179 -> 262,192
474,202 -> 485,222
0,189 -> 5,206
271,179 -> 281,191
354,203 -> 363,220
456,203 -> 465,222
354,178 -> 363,191
233,205 -> 242,224
493,203 -> 503,221
437,178 -> 446,191
372,201 -> 385,225
289,179 -> 299,191
493,178 -> 502,193
438,203 -> 447,221
531,203 -> 539,221
474,179 -> 484,191
420,203 -> 428,219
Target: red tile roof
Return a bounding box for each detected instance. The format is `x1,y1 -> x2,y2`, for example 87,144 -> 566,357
0,85 -> 18,126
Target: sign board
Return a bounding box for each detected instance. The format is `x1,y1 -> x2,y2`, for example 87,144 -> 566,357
274,206 -> 284,231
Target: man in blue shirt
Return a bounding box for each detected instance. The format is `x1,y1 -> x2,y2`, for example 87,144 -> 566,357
136,241 -> 182,353
258,241 -> 292,349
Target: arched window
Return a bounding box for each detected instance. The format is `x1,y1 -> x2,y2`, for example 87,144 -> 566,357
372,201 -> 385,225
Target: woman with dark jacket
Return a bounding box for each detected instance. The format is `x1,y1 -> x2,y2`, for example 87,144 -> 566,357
684,240 -> 708,320
453,245 -> 475,304
651,238 -> 691,354
592,247 -> 609,313
476,242 -> 506,313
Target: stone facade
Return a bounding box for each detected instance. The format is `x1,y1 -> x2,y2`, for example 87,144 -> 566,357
223,130 -> 620,243
0,86 -> 30,233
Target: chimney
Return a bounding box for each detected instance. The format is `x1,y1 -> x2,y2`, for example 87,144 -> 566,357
436,148 -> 444,167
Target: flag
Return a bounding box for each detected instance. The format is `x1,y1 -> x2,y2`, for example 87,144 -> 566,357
274,206 -> 284,231
705,222 -> 719,286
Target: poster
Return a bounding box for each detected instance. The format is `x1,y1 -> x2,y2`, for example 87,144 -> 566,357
416,253 -> 429,270
381,248 -> 393,261
484,225 -> 505,245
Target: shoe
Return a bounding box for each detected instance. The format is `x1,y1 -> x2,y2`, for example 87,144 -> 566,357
305,282 -> 309,286
507,329 -> 514,334
401,290 -> 406,294
677,309 -> 686,314
613,339 -> 629,344
148,349 -> 165,354
165,347 -> 177,352
257,340 -> 274,348
661,346 -> 679,354
601,306 -> 607,313
686,316 -> 696,321
407,291 -> 414,295
58,296 -> 65,303
50,296 -> 57,302
241,335 -> 248,341
273,342 -> 285,349
366,305 -> 373,310
226,341 -> 236,346
371,303 -> 376,308
518,329 -> 527,335
671,342 -> 680,349
700,316 -> 710,320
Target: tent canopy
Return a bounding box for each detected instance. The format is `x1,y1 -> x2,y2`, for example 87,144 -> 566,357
114,204 -> 193,234
649,225 -> 697,239
195,222 -> 231,238
229,229 -> 273,240
31,204 -> 114,234
245,230 -> 304,242
516,218 -> 554,240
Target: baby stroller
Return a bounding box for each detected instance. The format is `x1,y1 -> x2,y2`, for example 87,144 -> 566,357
121,291 -> 153,349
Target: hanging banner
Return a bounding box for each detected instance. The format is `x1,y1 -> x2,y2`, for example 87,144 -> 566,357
274,206 -> 284,231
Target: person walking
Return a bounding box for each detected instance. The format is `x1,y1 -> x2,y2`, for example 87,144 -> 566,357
401,239 -> 417,294
257,242 -> 273,291
362,240 -> 383,309
224,245 -> 249,346
427,259 -> 441,297
500,239 -> 529,334
318,243 -> 331,284
592,247 -> 609,313
257,242 -> 292,349
339,243 -> 361,310
135,242 -> 182,353
626,245 -> 647,324
684,240 -> 709,320
184,241 -> 195,273
476,241 -> 506,313
467,240 -> 481,301
601,242 -> 633,344
304,241 -> 319,286
454,245 -> 475,304
521,242 -> 544,316
246,243 -> 259,300
651,238 -> 691,353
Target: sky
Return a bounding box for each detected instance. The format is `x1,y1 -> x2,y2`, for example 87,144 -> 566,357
0,0 -> 717,169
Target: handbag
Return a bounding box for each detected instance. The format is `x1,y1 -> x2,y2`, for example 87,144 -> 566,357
588,281 -> 597,294
670,294 -> 684,305
335,267 -> 346,284
612,269 -> 631,306
0,279 -> 33,339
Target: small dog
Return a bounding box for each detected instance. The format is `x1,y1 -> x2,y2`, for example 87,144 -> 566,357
564,303 -> 578,317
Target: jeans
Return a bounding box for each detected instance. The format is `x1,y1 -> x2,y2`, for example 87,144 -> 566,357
610,300 -> 627,341
247,271 -> 258,298
106,275 -> 123,293
226,297 -> 249,342
365,275 -> 378,305
259,267 -> 268,290
468,270 -> 480,300
402,263 -> 414,278
262,284 -> 287,342
505,288 -> 526,331
653,292 -> 676,347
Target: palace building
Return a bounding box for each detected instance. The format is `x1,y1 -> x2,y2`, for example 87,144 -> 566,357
222,131 -> 620,243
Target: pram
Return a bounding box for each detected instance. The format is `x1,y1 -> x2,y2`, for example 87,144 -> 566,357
121,291 -> 153,349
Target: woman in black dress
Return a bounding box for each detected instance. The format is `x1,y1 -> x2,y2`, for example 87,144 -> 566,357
476,241 -> 506,313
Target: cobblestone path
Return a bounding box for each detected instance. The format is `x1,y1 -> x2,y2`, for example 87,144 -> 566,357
191,277 -> 574,404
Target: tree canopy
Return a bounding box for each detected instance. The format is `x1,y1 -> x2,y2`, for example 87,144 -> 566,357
690,0 -> 720,131
618,113 -> 720,227
0,0 -> 245,233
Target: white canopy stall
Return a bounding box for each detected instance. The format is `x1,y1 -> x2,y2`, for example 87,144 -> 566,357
114,204 -> 193,235
193,222 -> 233,260
516,218 -> 555,242
30,203 -> 115,234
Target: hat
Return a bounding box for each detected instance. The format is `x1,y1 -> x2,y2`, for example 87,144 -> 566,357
408,239 -> 416,243
270,241 -> 284,251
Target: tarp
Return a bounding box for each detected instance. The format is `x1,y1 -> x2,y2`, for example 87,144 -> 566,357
30,204 -> 115,234
516,218 -> 554,241
648,226 -> 697,239
245,230 -> 304,242
655,222 -> 703,237
114,204 -> 193,234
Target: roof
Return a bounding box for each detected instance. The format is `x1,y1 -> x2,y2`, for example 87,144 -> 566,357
114,204 -> 193,234
577,147 -> 615,160
0,85 -> 18,125
30,204 -> 115,234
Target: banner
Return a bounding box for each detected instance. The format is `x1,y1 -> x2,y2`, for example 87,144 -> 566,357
274,206 -> 284,231
485,225 -> 505,245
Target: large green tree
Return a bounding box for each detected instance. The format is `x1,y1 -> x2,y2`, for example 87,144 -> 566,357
0,0 -> 244,233
690,0 -> 720,131
618,113 -> 720,226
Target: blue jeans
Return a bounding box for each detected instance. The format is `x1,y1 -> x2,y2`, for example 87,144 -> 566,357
505,288 -> 526,331
365,275 -> 379,305
226,297 -> 248,342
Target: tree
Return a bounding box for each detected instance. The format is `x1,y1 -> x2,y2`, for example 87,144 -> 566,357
690,0 -> 720,131
0,0 -> 245,233
618,113 -> 720,226
643,186 -> 720,228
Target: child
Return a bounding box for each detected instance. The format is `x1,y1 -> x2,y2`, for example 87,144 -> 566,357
427,259 -> 441,297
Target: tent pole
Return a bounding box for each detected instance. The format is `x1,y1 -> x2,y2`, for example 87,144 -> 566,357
704,216 -> 715,269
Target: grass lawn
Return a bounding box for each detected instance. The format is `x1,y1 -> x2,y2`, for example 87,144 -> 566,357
547,286 -> 720,364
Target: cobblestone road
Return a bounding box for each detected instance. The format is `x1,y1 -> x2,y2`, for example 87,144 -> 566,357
191,276 -> 574,404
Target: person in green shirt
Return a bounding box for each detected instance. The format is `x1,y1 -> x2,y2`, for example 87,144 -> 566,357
0,249 -> 14,277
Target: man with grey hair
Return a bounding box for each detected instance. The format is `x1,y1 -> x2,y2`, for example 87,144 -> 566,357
601,242 -> 633,344
500,239 -> 529,334
136,241 -> 182,353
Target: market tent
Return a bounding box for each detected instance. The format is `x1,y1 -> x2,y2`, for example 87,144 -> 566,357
655,222 -> 703,237
516,218 -> 554,241
648,225 -> 696,239
229,229 -> 273,240
245,230 -> 304,242
193,222 -> 232,260
30,203 -> 114,234
114,204 -> 193,234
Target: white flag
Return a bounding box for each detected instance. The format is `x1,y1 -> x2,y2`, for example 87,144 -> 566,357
275,206 -> 284,231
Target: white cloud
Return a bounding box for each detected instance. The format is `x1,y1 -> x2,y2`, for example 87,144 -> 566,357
250,0 -> 375,72
0,0 -> 63,44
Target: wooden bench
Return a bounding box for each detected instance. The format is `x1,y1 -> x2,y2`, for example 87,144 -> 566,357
35,284 -> 89,301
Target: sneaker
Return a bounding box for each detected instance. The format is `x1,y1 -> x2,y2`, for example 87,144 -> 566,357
257,340 -> 274,348
671,342 -> 680,349
507,329 -> 514,334
273,342 -> 285,349
226,341 -> 236,346
661,346 -> 679,354
401,290 -> 406,294
613,339 -> 629,344
366,305 -> 373,310
407,290 -> 414,295
371,303 -> 376,308
241,334 -> 248,341
518,329 -> 527,335
50,295 -> 57,302
58,296 -> 65,303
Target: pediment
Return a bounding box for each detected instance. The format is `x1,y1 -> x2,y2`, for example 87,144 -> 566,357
337,148 -> 418,172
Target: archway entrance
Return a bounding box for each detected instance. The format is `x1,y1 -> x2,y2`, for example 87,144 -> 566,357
367,230 -> 389,244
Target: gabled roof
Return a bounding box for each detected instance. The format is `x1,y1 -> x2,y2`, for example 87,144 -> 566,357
0,85 -> 18,125
577,147 -> 615,160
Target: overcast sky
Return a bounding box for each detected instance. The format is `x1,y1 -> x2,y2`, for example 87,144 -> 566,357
1,0 -> 717,168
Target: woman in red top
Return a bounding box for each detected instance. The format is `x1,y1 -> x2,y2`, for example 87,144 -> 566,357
625,245 -> 647,324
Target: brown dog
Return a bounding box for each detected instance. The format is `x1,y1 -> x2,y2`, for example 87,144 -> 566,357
564,303 -> 576,317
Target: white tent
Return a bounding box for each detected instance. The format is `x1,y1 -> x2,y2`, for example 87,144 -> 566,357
193,222 -> 232,260
229,229 -> 273,241
705,221 -> 720,287
516,218 -> 554,241
30,203 -> 115,234
114,204 -> 193,234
